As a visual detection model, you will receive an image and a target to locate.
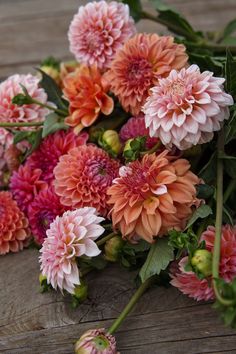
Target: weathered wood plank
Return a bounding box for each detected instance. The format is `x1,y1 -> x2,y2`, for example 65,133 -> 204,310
0,249 -> 236,353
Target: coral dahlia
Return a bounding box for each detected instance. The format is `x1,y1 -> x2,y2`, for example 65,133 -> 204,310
119,114 -> 159,149
68,1 -> 136,70
170,225 -> 236,301
0,191 -> 31,255
39,208 -> 104,293
28,186 -> 68,245
54,145 -> 120,217
0,74 -> 49,129
106,33 -> 188,116
27,129 -> 88,184
143,64 -> 234,150
63,65 -> 114,133
107,150 -> 199,243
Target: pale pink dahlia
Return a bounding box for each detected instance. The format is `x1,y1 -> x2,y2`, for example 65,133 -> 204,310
0,74 -> 50,129
170,225 -> 236,301
27,129 -> 88,184
75,328 -> 118,354
10,164 -> 47,214
39,208 -> 104,294
28,186 -> 69,245
54,145 -> 120,217
68,1 -> 136,70
143,64 -> 234,150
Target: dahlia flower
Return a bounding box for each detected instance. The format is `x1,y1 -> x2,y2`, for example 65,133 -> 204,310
63,65 -> 114,133
39,208 -> 104,294
106,34 -> 188,115
0,74 -> 49,129
170,225 -> 236,301
0,128 -> 14,185
10,164 -> 47,214
68,1 -> 136,70
54,145 -> 120,217
107,150 -> 199,243
119,115 -> 159,149
27,129 -> 88,184
143,64 -> 234,150
28,186 -> 68,245
0,192 -> 31,255
75,328 -> 118,354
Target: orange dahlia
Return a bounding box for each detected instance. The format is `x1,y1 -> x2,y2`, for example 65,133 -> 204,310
107,151 -> 199,243
106,33 -> 188,116
63,65 -> 114,133
0,192 -> 31,255
54,145 -> 120,217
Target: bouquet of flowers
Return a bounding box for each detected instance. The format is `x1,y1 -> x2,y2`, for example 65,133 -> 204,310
1,0 -> 236,352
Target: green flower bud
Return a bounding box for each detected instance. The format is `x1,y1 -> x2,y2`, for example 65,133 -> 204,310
191,249 -> 212,277
12,93 -> 32,106
102,130 -> 122,155
73,281 -> 88,303
40,65 -> 60,84
75,328 -> 118,354
105,236 -> 124,262
39,273 -> 49,293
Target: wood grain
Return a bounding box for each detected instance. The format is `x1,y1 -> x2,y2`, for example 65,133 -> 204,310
1,1 -> 236,353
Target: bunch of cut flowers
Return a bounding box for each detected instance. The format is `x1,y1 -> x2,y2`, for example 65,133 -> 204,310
1,0 -> 236,352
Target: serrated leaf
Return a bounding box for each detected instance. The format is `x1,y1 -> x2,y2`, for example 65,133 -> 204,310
38,68 -> 68,111
185,205 -> 213,230
42,113 -> 67,138
225,49 -> 236,97
139,238 -> 174,283
121,0 -> 142,21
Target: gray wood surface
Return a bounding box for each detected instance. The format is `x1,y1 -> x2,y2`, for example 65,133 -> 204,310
1,1 -> 236,353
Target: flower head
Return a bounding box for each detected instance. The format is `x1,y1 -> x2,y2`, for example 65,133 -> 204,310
0,74 -> 49,129
106,34 -> 188,115
75,328 -> 118,354
0,128 -> 14,185
27,129 -> 88,184
54,145 -> 120,217
107,151 -> 199,243
68,0 -> 136,70
0,192 -> 31,255
39,208 -> 104,293
10,164 -> 47,214
28,186 -> 69,245
119,115 -> 159,149
63,65 -> 114,133
143,65 -> 234,150
170,225 -> 236,301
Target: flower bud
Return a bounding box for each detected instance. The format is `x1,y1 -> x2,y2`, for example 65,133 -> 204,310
73,281 -> 88,303
39,273 -> 49,293
75,328 -> 118,354
105,236 -> 124,262
191,249 -> 212,277
40,65 -> 60,84
102,130 -> 122,155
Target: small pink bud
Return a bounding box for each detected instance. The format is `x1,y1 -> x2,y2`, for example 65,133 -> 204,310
75,328 -> 118,354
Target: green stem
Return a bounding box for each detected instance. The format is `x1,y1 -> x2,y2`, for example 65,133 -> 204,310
96,232 -> 117,247
0,121 -> 43,127
140,141 -> 162,156
186,41 -> 236,54
223,179 -> 236,203
108,276 -> 156,335
31,98 -> 68,117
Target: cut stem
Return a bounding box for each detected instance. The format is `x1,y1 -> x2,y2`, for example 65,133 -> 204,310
140,141 -> 162,156
31,98 -> 68,117
96,232 -> 117,247
108,276 -> 156,335
0,121 -> 43,128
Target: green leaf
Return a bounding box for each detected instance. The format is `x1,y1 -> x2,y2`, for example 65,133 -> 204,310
188,53 -> 223,76
150,0 -> 201,41
121,0 -> 142,21
199,152 -> 217,183
225,49 -> 236,97
38,69 -> 68,111
24,129 -> 43,159
13,131 -> 33,144
196,184 -> 215,199
223,206 -> 234,226
223,19 -> 236,39
221,36 -> 236,46
224,158 -> 236,179
139,238 -> 174,283
225,109 -> 236,143
42,113 -> 67,138
185,205 -> 213,230
124,240 -> 150,253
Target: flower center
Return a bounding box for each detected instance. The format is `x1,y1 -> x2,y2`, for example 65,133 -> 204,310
166,79 -> 185,96
127,58 -> 152,87
93,335 -> 110,350
86,30 -> 104,53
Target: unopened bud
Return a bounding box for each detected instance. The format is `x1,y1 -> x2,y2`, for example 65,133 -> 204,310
75,328 -> 118,354
105,236 -> 124,262
73,281 -> 88,303
102,130 -> 122,155
40,65 -> 60,84
191,249 -> 212,277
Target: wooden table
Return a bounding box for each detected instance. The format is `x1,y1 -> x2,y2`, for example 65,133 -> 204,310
1,1 -> 236,353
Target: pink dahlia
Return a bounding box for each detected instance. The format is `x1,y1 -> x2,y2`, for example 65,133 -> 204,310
28,186 -> 69,245
170,225 -> 236,301
119,115 -> 159,149
75,328 -> 118,354
27,129 -> 88,184
68,1 -> 136,70
143,64 -> 234,150
39,208 -> 104,293
0,128 -> 14,185
0,192 -> 31,255
0,74 -> 50,129
106,34 -> 188,115
10,164 -> 47,214
54,145 -> 120,217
